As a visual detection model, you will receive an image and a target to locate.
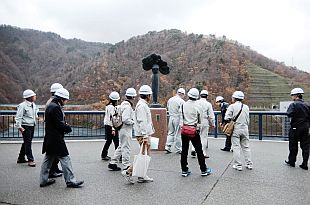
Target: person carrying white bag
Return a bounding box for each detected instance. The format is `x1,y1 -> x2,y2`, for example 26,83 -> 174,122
122,85 -> 154,183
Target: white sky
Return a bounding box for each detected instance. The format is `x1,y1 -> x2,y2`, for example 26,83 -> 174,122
1,0 -> 309,73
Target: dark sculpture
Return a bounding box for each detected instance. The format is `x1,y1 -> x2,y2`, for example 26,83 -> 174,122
142,54 -> 170,107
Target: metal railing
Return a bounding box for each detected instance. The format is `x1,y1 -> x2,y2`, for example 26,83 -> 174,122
213,111 -> 289,140
0,110 -> 106,139
0,110 -> 289,140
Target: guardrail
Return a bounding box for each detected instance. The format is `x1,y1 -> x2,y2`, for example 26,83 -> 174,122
0,110 -> 105,139
0,110 -> 289,140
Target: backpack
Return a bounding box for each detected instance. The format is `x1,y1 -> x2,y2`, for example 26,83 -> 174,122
111,106 -> 123,130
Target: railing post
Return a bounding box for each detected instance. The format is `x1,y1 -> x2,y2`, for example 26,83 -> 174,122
214,112 -> 218,138
258,114 -> 263,140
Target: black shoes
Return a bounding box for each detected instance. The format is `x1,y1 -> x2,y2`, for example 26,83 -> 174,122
108,163 -> 121,171
221,147 -> 231,152
101,156 -> 111,161
40,179 -> 56,187
299,164 -> 308,170
285,160 -> 295,167
49,172 -> 63,178
191,151 -> 196,158
67,180 -> 84,188
17,158 -> 28,163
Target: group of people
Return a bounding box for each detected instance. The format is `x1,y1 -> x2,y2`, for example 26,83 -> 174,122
16,83 -> 84,188
15,84 -> 309,187
164,88 -> 252,173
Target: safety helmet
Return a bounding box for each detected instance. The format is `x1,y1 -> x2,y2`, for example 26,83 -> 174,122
187,88 -> 199,99
232,91 -> 244,100
55,88 -> 70,100
109,91 -> 120,100
23,89 -> 36,99
290,88 -> 304,95
50,83 -> 63,93
177,88 -> 186,95
216,96 -> 224,103
200,90 -> 209,96
139,85 -> 152,95
125,88 -> 137,97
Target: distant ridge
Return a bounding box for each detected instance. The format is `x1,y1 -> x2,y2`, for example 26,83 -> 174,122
0,25 -> 309,108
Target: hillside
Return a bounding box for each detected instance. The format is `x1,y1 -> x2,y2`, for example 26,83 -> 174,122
0,25 -> 309,108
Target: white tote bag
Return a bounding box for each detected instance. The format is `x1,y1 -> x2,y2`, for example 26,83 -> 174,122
132,145 -> 151,178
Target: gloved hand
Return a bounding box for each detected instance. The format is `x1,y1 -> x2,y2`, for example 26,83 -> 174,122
64,125 -> 72,134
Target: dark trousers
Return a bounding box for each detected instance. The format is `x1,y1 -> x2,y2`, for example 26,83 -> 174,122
224,135 -> 232,149
18,125 -> 34,161
181,132 -> 207,172
288,125 -> 310,166
49,158 -> 61,174
101,125 -> 119,158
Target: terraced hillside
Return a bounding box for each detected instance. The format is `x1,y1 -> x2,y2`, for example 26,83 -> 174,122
247,64 -> 310,109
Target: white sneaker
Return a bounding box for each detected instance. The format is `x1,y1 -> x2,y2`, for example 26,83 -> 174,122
232,164 -> 243,171
137,175 -> 154,183
246,164 -> 253,170
121,170 -> 134,184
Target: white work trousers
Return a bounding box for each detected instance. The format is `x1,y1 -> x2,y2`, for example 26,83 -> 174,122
110,125 -> 132,169
231,128 -> 253,166
192,124 -> 209,156
165,116 -> 182,152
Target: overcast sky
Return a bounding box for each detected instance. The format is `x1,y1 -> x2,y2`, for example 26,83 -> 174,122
1,0 -> 309,73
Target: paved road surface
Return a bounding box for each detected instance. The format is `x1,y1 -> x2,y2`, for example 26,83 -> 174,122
0,138 -> 309,205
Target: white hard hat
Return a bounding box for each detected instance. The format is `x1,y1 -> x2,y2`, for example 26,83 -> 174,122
232,91 -> 244,100
290,88 -> 304,95
139,85 -> 152,95
125,88 -> 137,97
50,83 -> 63,93
23,89 -> 36,99
187,88 -> 199,99
177,88 -> 186,95
109,91 -> 120,100
216,96 -> 224,102
200,90 -> 209,96
55,88 -> 70,100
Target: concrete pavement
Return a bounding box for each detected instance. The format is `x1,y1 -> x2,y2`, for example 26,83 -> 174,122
0,138 -> 309,205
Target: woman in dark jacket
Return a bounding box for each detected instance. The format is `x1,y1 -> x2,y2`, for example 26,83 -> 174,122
40,88 -> 84,188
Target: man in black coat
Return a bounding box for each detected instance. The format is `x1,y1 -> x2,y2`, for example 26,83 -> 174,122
40,88 -> 84,187
285,88 -> 310,170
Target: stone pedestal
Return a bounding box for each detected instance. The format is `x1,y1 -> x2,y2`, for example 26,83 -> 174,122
150,108 -> 167,151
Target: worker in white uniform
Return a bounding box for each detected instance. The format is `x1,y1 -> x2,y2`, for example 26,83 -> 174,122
108,88 -> 137,171
179,88 -> 211,177
122,85 -> 154,183
224,91 -> 253,171
165,88 -> 186,154
192,90 -> 215,158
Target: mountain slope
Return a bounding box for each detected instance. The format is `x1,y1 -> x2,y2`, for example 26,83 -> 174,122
0,25 -> 309,108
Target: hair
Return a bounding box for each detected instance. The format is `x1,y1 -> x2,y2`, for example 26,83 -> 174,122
107,99 -> 117,106
126,96 -> 134,100
189,97 -> 197,101
140,94 -> 149,99
54,96 -> 65,106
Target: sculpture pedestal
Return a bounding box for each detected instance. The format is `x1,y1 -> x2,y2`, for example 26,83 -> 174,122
150,108 -> 167,151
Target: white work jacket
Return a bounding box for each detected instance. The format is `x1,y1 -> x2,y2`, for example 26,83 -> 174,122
120,100 -> 134,126
167,95 -> 185,117
15,100 -> 38,128
196,98 -> 215,127
134,99 -> 154,136
224,101 -> 250,129
104,104 -> 116,127
179,100 -> 201,127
